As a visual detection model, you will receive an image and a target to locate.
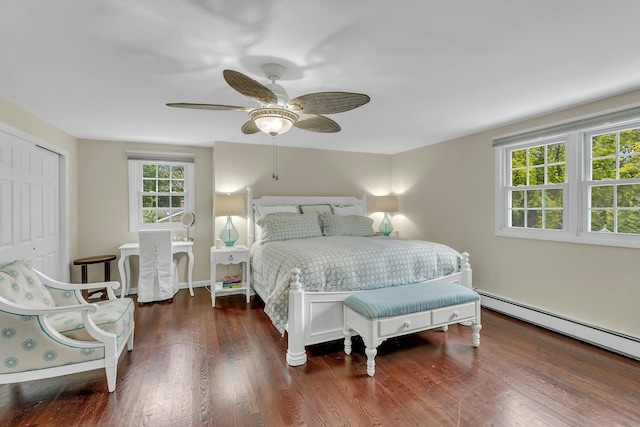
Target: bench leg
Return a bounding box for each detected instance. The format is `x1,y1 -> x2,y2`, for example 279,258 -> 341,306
343,328 -> 353,355
471,322 -> 482,347
365,347 -> 377,376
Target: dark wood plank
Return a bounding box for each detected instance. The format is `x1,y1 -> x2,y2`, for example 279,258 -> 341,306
1,288 -> 639,426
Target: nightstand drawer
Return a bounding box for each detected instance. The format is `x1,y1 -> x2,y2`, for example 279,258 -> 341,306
215,251 -> 248,264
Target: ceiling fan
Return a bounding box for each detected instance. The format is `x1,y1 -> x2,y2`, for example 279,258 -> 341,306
166,63 -> 371,137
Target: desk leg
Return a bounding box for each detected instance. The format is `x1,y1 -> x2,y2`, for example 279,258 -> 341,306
118,256 -> 127,299
188,252 -> 194,297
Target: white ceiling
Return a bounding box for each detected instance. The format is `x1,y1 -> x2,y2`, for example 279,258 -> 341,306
2,1 -> 640,155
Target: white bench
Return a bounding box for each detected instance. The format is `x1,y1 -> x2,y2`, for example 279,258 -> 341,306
343,281 -> 482,376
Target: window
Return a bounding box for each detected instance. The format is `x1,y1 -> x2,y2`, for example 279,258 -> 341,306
495,106 -> 640,248
507,140 -> 566,230
585,127 -> 640,234
127,151 -> 195,232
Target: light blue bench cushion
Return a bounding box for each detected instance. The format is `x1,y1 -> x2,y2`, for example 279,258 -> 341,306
344,281 -> 479,319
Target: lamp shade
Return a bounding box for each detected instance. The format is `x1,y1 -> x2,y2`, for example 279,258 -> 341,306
373,195 -> 398,213
215,194 -> 245,217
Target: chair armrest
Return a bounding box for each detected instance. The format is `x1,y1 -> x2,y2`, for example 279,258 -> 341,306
34,269 -> 121,291
0,298 -> 99,316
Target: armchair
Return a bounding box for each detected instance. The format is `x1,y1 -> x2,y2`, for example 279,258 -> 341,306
0,260 -> 135,392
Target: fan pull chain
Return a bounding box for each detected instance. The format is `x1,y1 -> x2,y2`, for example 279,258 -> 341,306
272,135 -> 279,181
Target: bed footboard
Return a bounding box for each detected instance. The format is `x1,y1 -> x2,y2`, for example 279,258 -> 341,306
285,252 -> 472,367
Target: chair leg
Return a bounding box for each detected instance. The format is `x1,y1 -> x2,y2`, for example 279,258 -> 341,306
106,365 -> 117,392
127,328 -> 134,351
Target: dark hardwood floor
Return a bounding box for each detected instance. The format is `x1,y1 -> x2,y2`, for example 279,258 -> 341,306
1,288 -> 639,426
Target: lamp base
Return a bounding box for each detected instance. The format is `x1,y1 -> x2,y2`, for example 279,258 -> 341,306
220,216 -> 239,246
379,212 -> 393,236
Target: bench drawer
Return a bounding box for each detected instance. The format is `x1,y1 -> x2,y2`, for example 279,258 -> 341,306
432,302 -> 477,324
378,311 -> 432,337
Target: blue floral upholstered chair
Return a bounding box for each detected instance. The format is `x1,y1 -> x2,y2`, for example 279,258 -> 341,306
0,260 -> 135,392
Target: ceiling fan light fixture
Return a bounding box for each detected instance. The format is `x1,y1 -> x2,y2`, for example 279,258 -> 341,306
250,108 -> 299,136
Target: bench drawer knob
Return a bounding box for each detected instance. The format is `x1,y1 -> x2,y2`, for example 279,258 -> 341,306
403,320 -> 411,328
452,311 -> 459,318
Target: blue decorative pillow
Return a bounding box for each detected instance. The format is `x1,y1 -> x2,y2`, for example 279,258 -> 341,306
257,213 -> 323,242
320,213 -> 375,237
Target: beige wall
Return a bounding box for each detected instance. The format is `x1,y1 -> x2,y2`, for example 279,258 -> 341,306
0,96 -> 79,275
77,140 -> 214,285
4,86 -> 638,338
212,141 -> 393,245
393,89 -> 640,338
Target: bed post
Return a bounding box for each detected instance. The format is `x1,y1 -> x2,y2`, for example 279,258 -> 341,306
286,268 -> 307,366
247,187 -> 254,248
460,252 -> 472,289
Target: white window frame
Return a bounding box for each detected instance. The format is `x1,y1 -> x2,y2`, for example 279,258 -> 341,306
127,151 -> 195,232
495,109 -> 640,249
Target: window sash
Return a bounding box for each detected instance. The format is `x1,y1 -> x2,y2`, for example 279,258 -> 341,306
128,158 -> 194,232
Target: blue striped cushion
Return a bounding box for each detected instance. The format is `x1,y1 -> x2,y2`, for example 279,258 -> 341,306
343,281 -> 479,319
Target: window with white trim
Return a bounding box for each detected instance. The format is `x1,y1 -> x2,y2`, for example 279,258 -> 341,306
585,126 -> 640,234
127,151 -> 195,232
495,106 -> 640,248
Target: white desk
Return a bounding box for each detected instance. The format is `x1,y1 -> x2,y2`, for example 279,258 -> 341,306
118,241 -> 194,298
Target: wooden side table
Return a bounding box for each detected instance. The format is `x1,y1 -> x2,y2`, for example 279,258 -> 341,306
73,254 -> 117,300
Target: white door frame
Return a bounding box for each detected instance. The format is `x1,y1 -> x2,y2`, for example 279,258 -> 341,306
0,122 -> 70,281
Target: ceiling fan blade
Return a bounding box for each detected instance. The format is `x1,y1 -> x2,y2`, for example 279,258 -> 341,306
166,103 -> 251,111
223,69 -> 278,105
288,92 -> 370,115
294,114 -> 341,133
241,120 -> 260,134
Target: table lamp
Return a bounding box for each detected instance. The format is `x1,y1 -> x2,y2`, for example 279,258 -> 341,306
373,195 -> 398,236
215,193 -> 245,246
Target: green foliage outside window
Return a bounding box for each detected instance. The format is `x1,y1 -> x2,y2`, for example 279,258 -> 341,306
140,163 -> 186,224
589,129 -> 640,234
509,141 -> 565,230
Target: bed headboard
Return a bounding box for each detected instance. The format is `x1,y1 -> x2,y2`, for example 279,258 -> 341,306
246,188 -> 367,247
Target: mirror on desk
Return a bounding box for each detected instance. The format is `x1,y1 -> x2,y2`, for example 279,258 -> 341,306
181,211 -> 195,241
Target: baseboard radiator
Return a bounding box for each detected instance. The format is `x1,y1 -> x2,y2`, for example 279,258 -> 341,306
478,291 -> 640,361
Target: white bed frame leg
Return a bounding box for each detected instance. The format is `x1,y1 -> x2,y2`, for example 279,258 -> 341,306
460,252 -> 472,289
286,268 -> 307,366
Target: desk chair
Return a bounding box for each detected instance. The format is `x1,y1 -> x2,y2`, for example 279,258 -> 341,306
137,230 -> 178,304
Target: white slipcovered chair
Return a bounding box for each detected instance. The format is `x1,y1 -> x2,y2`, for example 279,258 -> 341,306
137,229 -> 178,304
0,260 -> 135,392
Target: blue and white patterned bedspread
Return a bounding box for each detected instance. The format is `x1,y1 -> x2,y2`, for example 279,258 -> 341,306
250,236 -> 461,334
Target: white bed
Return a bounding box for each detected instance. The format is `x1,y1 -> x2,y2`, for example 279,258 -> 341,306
246,189 -> 472,366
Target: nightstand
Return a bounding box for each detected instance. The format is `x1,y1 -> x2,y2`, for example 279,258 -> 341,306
210,245 -> 250,307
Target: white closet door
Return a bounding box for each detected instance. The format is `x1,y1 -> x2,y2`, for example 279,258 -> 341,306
0,131 -> 61,279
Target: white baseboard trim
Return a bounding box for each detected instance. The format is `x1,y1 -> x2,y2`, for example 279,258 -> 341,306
478,291 -> 640,361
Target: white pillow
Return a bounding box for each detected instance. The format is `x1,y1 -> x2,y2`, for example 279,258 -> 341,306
332,204 -> 363,216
